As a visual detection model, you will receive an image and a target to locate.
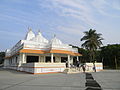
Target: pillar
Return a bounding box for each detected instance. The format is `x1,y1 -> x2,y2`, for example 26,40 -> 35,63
40,56 -> 44,62
60,56 -> 61,63
55,56 -> 61,63
68,55 -> 70,67
18,54 -> 22,66
11,57 -> 13,65
77,56 -> 79,61
4,59 -> 8,67
51,53 -> 54,63
22,53 -> 26,63
58,56 -> 61,63
71,56 -> 73,65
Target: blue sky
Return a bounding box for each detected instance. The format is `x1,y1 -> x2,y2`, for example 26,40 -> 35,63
0,0 -> 120,51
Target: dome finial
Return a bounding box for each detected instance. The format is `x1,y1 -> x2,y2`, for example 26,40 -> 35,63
54,34 -> 56,38
38,29 -> 41,32
28,27 -> 32,32
25,27 -> 35,40
38,29 -> 42,36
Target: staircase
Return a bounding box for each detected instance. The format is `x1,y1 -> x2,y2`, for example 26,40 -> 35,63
63,68 -> 83,74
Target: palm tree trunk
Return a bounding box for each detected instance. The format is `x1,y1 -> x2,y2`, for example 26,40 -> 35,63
115,56 -> 117,69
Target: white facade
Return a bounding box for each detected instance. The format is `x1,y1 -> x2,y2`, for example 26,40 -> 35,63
4,28 -> 81,74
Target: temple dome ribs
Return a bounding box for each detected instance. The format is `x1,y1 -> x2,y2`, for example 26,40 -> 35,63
31,31 -> 48,43
25,28 -> 35,41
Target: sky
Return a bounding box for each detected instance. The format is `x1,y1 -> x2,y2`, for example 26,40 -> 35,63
0,0 -> 120,51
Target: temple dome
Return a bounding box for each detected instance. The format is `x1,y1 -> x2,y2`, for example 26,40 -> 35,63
31,31 -> 48,43
25,28 -> 35,40
49,35 -> 62,45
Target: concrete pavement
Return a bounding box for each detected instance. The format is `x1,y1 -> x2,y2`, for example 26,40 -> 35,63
0,68 -> 85,90
92,70 -> 120,90
0,68 -> 120,90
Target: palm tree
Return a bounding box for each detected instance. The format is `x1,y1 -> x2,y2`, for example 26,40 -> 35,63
81,29 -> 103,62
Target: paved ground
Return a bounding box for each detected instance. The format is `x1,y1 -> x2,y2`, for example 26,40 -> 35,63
0,68 -> 120,90
0,68 -> 85,90
92,70 -> 120,90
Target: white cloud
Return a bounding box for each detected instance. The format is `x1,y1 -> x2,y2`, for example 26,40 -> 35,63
57,26 -> 84,36
91,0 -> 120,18
0,14 -> 32,25
58,33 -> 81,46
112,0 -> 120,10
4,0 -> 27,4
0,30 -> 24,40
37,0 -> 101,46
39,0 -> 97,26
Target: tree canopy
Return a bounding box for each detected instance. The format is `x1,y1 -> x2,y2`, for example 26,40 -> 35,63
0,52 -> 5,64
81,29 -> 103,62
100,44 -> 120,69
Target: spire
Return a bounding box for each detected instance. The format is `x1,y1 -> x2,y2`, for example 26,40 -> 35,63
24,27 -> 35,40
31,29 -> 48,43
53,34 -> 56,38
50,34 -> 62,45
38,29 -> 41,32
28,27 -> 32,32
38,29 -> 42,36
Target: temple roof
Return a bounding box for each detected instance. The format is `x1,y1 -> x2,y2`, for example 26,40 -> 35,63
5,28 -> 81,57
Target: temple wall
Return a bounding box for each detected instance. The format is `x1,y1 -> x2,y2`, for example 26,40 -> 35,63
85,63 -> 103,72
20,63 -> 66,74
4,62 -> 66,74
34,63 -> 66,74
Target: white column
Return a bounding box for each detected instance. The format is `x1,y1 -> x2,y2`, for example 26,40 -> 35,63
60,57 -> 61,63
51,53 -> 54,63
68,55 -> 70,67
11,57 -> 13,65
4,59 -> 8,67
14,57 -> 16,64
18,54 -> 22,66
71,56 -> 73,65
55,56 -> 60,63
22,53 -> 26,63
77,56 -> 79,61
12,57 -> 14,64
58,56 -> 61,63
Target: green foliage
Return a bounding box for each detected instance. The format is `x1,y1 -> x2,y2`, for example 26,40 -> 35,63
78,48 -> 89,63
100,44 -> 120,69
0,52 -> 5,64
69,44 -> 91,63
70,44 -> 89,63
81,29 -> 103,62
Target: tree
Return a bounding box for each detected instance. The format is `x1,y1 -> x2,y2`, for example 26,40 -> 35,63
81,29 -> 103,62
0,52 -> 5,64
100,44 -> 120,69
69,44 -> 89,63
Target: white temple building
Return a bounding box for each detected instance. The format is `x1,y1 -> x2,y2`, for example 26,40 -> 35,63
4,28 -> 82,74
